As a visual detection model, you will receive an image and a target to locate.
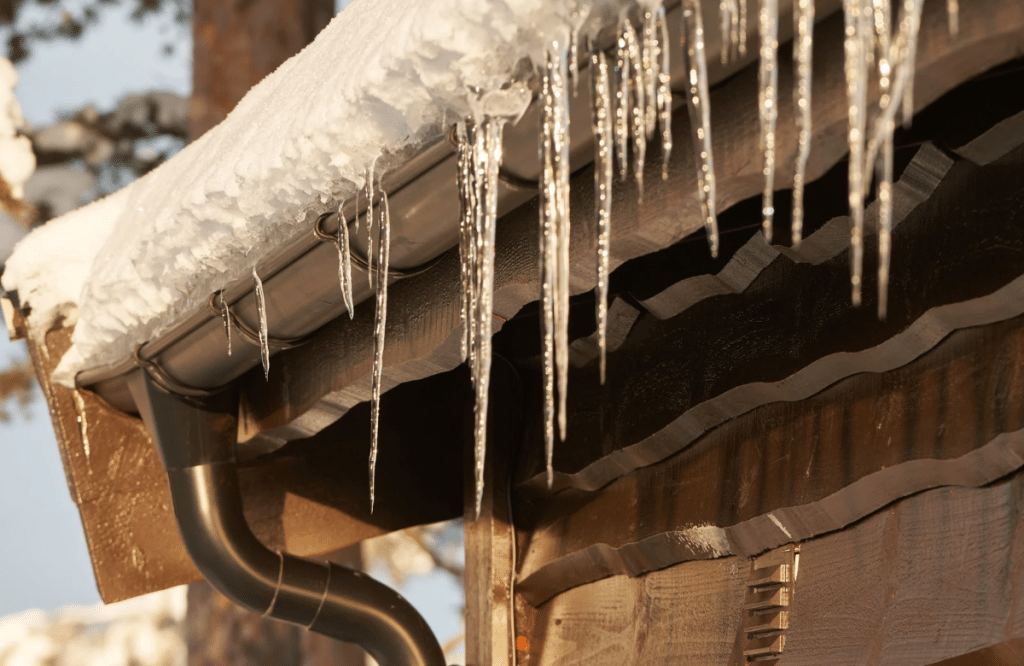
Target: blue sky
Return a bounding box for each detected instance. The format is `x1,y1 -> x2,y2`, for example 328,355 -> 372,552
0,0 -> 462,651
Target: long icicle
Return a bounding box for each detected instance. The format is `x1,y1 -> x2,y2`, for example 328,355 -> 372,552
864,0 -> 925,316
472,118 -> 504,518
843,0 -> 871,306
791,0 -> 815,247
220,292 -> 232,356
623,20 -> 646,201
336,201 -> 355,319
540,44 -> 571,487
758,0 -> 779,244
457,120 -> 477,366
368,190 -> 391,513
615,19 -> 632,182
642,10 -> 660,141
873,0 -> 893,319
658,8 -> 673,180
681,0 -> 720,258
252,266 -> 269,380
592,51 -> 614,385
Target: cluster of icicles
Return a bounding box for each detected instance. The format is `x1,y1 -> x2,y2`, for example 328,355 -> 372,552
222,0 -> 959,517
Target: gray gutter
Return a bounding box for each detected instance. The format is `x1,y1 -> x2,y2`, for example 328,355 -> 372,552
128,371 -> 447,666
77,0 -> 828,415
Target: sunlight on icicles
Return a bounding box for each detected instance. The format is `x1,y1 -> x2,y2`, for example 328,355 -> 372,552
456,117 -> 505,518
252,266 -> 269,380
368,190 -> 392,513
591,52 -> 614,385
540,44 -> 572,488
336,201 -> 355,319
758,0 -> 779,244
681,0 -> 720,257
791,0 -> 814,247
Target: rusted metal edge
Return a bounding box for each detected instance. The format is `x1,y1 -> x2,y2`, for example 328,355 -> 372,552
517,423 -> 1024,606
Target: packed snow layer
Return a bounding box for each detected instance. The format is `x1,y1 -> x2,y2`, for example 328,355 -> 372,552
2,0 -> 635,384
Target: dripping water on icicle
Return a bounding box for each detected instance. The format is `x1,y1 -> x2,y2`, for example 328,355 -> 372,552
220,292 -> 232,356
592,51 -> 614,385
336,201 -> 355,319
642,10 -> 660,143
681,0 -> 720,257
368,189 -> 392,513
657,8 -> 673,181
569,27 -> 581,95
456,116 -> 505,518
252,266 -> 270,380
791,0 -> 814,247
540,43 -> 572,488
758,0 -> 779,244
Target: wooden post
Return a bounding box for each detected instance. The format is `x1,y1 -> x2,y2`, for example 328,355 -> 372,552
464,359 -> 521,666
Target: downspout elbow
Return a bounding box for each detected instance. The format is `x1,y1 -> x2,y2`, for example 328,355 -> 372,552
129,371 -> 446,666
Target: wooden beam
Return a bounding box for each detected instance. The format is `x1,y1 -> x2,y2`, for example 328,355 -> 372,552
517,469 -> 1024,666
465,358 -> 522,666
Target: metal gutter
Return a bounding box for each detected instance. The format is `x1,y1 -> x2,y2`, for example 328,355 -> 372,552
78,0 -> 830,415
128,371 -> 446,666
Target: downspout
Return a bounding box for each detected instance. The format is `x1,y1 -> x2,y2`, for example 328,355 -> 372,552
127,370 -> 447,666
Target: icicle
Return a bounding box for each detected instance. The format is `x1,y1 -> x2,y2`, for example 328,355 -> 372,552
681,0 -> 720,257
336,202 -> 355,319
947,0 -> 958,37
615,19 -> 632,182
863,0 -> 925,316
252,266 -> 269,380
642,10 -> 660,141
758,0 -> 779,244
873,0 -> 893,319
540,44 -> 572,488
739,0 -> 748,56
623,19 -> 646,200
457,120 -> 475,365
365,162 -> 376,289
569,27 -> 580,94
720,0 -> 740,63
368,190 -> 392,513
219,292 -> 232,356
791,0 -> 814,247
657,8 -> 673,181
899,0 -> 923,128
843,0 -> 871,306
592,51 -> 614,385
456,115 -> 507,517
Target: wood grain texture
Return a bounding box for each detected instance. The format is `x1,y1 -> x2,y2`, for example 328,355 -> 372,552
516,313 -> 1024,604
238,0 -> 1024,446
518,471 -> 1024,666
515,143 -> 1024,500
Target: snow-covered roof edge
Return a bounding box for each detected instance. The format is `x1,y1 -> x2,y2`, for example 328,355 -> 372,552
2,0 -> 638,386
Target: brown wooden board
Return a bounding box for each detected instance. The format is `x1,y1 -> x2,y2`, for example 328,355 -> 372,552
517,470 -> 1024,666
515,313 -> 1024,604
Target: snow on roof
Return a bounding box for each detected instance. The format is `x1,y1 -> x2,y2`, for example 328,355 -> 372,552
3,0 -> 630,385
